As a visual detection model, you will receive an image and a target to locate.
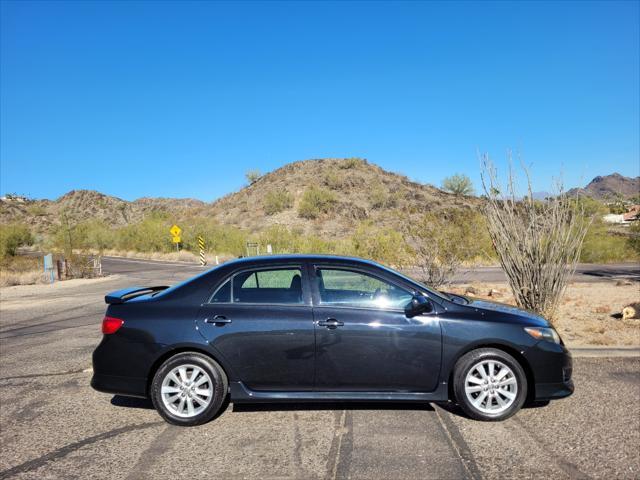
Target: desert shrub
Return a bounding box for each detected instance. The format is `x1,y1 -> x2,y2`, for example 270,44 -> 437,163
580,221 -> 637,262
575,197 -> 608,217
351,221 -> 410,266
481,156 -> 590,319
82,220 -> 114,252
324,171 -> 344,190
403,210 -> 485,287
339,158 -> 366,169
26,204 -> 48,216
113,216 -> 173,252
169,217 -> 247,257
369,183 -> 389,209
264,190 -> 293,215
628,222 -> 640,256
298,186 -> 337,219
257,225 -> 339,255
245,169 -> 261,184
442,174 -> 475,196
0,223 -> 33,258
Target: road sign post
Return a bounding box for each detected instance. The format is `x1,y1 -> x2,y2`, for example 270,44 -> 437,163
197,235 -> 206,266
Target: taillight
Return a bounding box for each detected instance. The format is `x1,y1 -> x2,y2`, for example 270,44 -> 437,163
102,316 -> 124,334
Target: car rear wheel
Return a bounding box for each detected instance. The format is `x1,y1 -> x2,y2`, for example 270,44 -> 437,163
151,352 -> 228,426
453,348 -> 527,421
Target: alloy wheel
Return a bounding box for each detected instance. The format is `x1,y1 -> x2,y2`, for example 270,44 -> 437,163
160,364 -> 213,418
464,359 -> 518,415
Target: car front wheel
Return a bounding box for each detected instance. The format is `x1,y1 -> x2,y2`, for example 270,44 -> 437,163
150,352 -> 228,426
453,348 -> 527,421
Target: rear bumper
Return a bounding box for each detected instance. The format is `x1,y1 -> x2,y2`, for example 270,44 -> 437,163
91,373 -> 147,398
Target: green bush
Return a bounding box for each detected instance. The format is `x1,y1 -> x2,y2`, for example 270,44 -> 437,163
628,222 -> 640,255
263,190 -> 293,215
351,222 -> 411,266
298,186 -> 337,219
245,169 -> 261,184
0,223 -> 33,258
441,174 -> 475,196
580,221 -> 637,263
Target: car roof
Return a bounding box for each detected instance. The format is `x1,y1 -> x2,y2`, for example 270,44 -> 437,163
222,254 -> 383,268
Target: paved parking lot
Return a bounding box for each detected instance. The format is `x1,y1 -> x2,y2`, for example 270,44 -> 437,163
1,258 -> 638,479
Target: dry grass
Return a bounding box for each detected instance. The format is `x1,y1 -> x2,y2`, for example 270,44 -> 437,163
96,249 -> 234,265
448,281 -> 640,347
0,269 -> 46,287
0,256 -> 47,286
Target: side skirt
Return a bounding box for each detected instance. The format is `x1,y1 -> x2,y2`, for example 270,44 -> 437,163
229,381 -> 450,403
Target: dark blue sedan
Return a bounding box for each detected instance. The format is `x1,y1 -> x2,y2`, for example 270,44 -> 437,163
91,255 -> 573,426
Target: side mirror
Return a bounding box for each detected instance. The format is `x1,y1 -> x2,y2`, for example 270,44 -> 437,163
405,294 -> 433,318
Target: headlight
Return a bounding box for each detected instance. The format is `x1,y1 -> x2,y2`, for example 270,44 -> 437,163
524,327 -> 561,344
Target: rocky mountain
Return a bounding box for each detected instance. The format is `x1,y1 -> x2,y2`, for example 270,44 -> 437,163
0,158 -> 477,237
568,173 -> 640,200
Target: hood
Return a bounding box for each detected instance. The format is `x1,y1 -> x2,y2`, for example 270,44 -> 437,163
465,297 -> 550,327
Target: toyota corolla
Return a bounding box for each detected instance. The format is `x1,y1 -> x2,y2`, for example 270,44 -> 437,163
91,255 -> 573,426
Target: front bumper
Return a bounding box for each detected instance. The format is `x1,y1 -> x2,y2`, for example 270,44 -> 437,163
524,340 -> 574,401
534,378 -> 574,400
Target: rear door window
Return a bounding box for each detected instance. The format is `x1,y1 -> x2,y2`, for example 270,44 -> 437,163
232,268 -> 304,304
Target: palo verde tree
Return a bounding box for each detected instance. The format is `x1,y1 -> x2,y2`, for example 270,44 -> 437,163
442,173 -> 475,196
480,154 -> 590,320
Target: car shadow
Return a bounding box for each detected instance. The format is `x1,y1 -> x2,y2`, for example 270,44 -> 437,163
232,401 -> 435,413
110,395 -> 154,410
110,395 -> 547,420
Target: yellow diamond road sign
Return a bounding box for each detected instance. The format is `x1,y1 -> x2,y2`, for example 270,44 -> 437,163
170,225 -> 182,237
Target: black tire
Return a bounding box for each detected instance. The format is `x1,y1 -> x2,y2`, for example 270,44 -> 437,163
453,348 -> 527,421
150,352 -> 228,426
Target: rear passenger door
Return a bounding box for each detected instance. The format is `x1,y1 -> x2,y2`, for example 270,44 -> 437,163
197,265 -> 315,391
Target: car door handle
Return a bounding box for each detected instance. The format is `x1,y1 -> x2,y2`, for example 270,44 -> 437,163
205,315 -> 232,325
318,318 -> 344,329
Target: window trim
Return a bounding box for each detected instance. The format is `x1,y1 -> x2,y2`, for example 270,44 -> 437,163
311,265 -> 415,312
206,264 -> 309,306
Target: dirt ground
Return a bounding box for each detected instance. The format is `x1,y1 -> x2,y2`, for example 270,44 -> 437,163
448,281 -> 640,347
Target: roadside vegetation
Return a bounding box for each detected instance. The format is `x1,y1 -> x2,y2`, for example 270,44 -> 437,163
0,223 -> 43,286
1,159 -> 638,289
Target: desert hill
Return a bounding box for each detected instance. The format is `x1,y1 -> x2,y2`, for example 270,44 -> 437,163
0,158 -> 477,238
567,173 -> 639,200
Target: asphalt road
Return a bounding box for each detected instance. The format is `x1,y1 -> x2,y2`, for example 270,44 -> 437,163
0,259 -> 639,479
100,256 -> 640,284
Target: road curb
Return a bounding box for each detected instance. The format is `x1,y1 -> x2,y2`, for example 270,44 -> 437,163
569,346 -> 640,358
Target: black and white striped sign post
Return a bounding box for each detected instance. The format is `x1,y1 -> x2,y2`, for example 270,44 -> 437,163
197,235 -> 206,266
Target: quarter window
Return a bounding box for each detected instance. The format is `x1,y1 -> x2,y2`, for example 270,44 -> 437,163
232,268 -> 304,304
316,268 -> 413,309
210,279 -> 231,303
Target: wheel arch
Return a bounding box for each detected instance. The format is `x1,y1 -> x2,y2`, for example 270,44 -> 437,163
447,342 -> 536,404
145,344 -> 232,396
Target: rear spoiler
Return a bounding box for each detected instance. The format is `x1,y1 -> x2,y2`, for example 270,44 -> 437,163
105,286 -> 169,304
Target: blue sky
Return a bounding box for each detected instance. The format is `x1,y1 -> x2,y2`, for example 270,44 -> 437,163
1,0 -> 638,201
